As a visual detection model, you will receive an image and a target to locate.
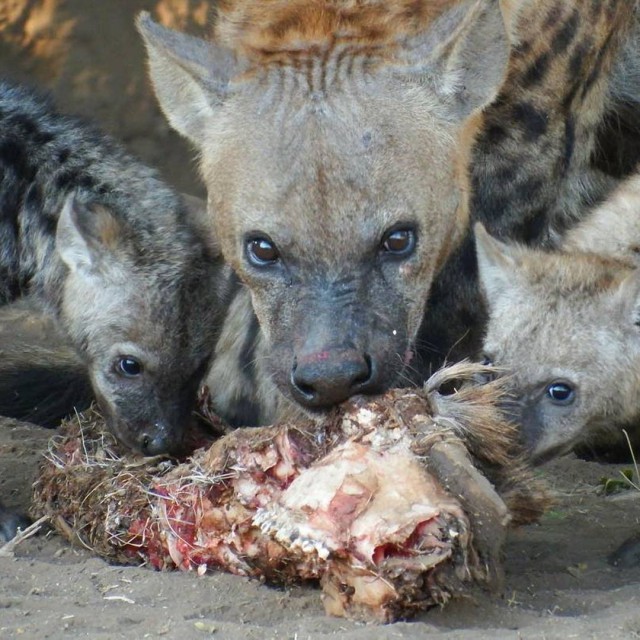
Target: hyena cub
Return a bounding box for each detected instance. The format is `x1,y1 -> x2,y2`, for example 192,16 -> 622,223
0,80 -> 228,455
475,211 -> 640,463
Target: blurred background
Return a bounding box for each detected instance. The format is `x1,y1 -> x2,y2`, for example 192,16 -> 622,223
0,1 -> 218,196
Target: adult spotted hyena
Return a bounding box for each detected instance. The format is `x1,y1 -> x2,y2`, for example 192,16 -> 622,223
137,0 -> 516,419
0,81 -> 229,455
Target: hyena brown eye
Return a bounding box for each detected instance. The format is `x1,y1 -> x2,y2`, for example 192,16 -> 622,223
546,382 -> 575,405
116,356 -> 143,377
246,237 -> 279,266
381,228 -> 416,257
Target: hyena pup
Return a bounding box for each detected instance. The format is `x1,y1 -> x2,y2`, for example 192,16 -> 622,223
0,80 -> 229,455
137,0 -> 516,419
475,215 -> 640,464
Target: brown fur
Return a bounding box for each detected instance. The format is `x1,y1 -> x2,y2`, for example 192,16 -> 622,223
214,0 -> 455,58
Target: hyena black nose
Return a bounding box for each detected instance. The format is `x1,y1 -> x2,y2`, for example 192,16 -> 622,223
138,423 -> 175,456
290,348 -> 376,408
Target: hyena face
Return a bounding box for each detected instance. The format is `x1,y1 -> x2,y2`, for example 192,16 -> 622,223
476,224 -> 640,463
56,196 -> 223,454
138,0 -> 512,410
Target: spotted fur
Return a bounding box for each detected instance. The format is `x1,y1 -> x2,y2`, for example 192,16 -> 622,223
420,0 -> 640,369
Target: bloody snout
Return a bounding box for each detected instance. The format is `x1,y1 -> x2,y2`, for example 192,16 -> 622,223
290,347 -> 379,408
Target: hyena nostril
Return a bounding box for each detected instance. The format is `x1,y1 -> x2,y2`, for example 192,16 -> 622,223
290,349 -> 377,408
353,353 -> 373,387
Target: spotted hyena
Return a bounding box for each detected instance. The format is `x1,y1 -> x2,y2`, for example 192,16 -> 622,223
0,80 -> 229,454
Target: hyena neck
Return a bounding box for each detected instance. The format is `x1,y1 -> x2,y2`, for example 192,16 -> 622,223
464,0 -> 635,244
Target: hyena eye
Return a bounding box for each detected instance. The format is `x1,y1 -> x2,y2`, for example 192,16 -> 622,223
380,227 -> 416,257
115,356 -> 143,377
546,382 -> 575,405
246,236 -> 279,266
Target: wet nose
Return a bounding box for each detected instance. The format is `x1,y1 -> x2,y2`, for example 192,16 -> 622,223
138,423 -> 176,456
290,348 -> 377,408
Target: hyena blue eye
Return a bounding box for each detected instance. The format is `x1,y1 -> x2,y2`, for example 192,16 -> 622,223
246,236 -> 279,266
546,382 -> 575,405
116,356 -> 143,377
380,228 -> 416,257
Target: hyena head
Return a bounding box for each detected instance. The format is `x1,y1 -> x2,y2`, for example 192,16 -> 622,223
475,223 -> 640,463
55,194 -> 224,455
137,1 -> 512,411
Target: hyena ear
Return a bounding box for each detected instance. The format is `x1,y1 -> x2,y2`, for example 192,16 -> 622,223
401,0 -> 513,120
614,269 -> 640,327
137,12 -> 240,145
56,194 -> 125,276
474,223 -> 522,308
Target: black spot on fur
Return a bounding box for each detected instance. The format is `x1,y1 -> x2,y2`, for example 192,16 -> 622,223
512,41 -> 532,58
0,139 -> 35,182
482,122 -> 508,145
543,4 -> 563,31
55,170 -> 77,190
522,51 -> 550,88
580,29 -> 614,101
568,40 -> 591,78
512,102 -> 548,141
514,177 -> 545,204
551,10 -> 580,55
57,148 -> 70,164
514,208 -> 548,243
493,163 -> 518,185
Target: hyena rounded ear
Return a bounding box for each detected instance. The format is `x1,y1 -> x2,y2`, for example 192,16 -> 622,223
56,193 -> 124,275
180,192 -> 222,258
136,12 -> 241,145
400,0 -> 513,120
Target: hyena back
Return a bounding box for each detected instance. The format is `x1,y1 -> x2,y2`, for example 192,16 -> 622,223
138,0 -> 516,417
476,220 -> 640,463
0,81 -> 228,455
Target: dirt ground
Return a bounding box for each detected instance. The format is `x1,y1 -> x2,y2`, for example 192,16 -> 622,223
1,418 -> 639,640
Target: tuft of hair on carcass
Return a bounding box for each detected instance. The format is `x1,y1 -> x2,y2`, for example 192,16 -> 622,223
32,362 -> 549,623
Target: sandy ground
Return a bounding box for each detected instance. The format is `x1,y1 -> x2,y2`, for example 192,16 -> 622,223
1,418 -> 639,640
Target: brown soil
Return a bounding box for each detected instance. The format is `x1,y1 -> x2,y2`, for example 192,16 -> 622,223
1,418 -> 639,639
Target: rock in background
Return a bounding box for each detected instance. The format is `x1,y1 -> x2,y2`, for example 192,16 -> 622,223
0,0 -> 216,195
